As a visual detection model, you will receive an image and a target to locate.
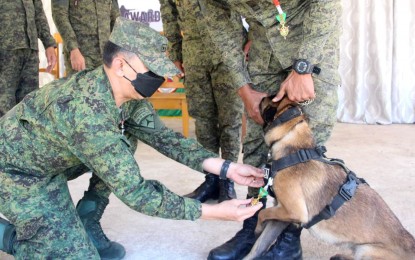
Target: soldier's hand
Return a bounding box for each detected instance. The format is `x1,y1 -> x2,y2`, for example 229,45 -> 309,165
173,60 -> 185,78
70,48 -> 86,72
273,71 -> 315,103
45,47 -> 57,73
202,158 -> 263,187
226,162 -> 264,187
238,84 -> 267,125
200,199 -> 263,221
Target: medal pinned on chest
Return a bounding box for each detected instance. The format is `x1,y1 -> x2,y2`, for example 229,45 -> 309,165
273,0 -> 289,39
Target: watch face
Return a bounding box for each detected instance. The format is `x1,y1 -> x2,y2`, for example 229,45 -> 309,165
296,61 -> 308,73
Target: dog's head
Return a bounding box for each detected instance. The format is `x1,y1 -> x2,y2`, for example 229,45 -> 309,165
260,95 -> 304,130
260,95 -> 308,146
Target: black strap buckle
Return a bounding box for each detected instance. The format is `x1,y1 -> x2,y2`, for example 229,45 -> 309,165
297,149 -> 311,163
262,163 -> 271,180
339,172 -> 358,201
315,146 -> 327,156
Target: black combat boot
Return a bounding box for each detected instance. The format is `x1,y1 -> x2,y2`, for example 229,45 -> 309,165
184,173 -> 220,202
218,180 -> 237,203
208,197 -> 266,260
77,191 -> 126,260
0,217 -> 16,255
254,224 -> 303,260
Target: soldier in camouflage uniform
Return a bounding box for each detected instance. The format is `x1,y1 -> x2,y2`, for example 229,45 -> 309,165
52,0 -> 120,76
159,0 -> 245,203
51,1 -> 125,258
0,0 -> 56,118
188,1 -> 342,259
0,17 -> 265,259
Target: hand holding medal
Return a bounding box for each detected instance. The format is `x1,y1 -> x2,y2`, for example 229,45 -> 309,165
273,0 -> 289,39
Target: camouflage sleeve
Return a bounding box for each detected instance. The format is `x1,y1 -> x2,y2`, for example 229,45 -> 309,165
51,0 -> 79,51
198,0 -> 251,89
110,0 -> 120,31
296,0 -> 342,65
67,109 -> 202,220
159,0 -> 183,62
34,0 -> 56,48
124,100 -> 218,172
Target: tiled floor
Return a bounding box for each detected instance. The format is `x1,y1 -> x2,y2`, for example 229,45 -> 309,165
1,119 -> 414,259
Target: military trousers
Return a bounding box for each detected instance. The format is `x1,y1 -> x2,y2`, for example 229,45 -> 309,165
185,62 -> 243,162
0,164 -> 100,259
0,49 -> 39,117
244,66 -> 339,197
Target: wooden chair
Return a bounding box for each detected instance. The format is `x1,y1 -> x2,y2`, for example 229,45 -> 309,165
148,76 -> 190,137
39,33 -> 63,79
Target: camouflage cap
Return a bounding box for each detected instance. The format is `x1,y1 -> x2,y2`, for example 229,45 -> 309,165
109,17 -> 180,77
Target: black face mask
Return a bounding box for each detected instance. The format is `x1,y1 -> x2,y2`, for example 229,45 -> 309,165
123,60 -> 165,97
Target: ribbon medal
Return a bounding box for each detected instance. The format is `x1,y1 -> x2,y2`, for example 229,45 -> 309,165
273,0 -> 289,39
251,187 -> 269,206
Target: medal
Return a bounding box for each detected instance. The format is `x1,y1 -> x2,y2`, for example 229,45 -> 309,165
251,187 -> 269,206
273,0 -> 289,39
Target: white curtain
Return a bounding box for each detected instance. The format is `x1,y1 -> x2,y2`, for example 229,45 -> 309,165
338,0 -> 415,124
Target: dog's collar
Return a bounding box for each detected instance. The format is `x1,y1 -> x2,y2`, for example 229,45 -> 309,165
263,106 -> 303,133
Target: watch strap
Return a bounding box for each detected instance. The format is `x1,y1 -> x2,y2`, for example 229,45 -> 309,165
289,60 -> 321,75
219,160 -> 232,180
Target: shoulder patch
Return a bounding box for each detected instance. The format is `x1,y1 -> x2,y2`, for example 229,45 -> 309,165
124,100 -> 165,133
138,114 -> 155,129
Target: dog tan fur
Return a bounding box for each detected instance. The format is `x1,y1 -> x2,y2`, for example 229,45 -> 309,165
245,97 -> 415,260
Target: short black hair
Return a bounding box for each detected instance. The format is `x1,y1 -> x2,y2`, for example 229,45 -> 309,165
103,41 -> 135,67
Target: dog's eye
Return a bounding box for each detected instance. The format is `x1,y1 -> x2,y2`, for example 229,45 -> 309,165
263,106 -> 277,124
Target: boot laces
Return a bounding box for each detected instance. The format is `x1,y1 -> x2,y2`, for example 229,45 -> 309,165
88,202 -> 111,247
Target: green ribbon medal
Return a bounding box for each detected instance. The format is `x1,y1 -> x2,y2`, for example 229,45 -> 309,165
273,0 -> 289,39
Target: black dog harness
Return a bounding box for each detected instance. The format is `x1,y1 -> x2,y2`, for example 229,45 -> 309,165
261,102 -> 368,229
262,147 -> 367,229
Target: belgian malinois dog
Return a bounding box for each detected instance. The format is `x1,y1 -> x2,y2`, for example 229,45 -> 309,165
245,96 -> 415,260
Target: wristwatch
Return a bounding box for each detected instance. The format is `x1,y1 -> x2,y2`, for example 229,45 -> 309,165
292,59 -> 321,75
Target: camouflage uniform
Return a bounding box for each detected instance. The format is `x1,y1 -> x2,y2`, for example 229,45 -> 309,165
0,66 -> 216,258
52,0 -> 120,76
199,0 -> 342,197
160,0 -> 245,162
0,0 -> 55,117
52,0 -> 120,196
52,4 -> 124,253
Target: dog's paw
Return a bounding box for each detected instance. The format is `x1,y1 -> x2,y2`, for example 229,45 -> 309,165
330,254 -> 353,260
